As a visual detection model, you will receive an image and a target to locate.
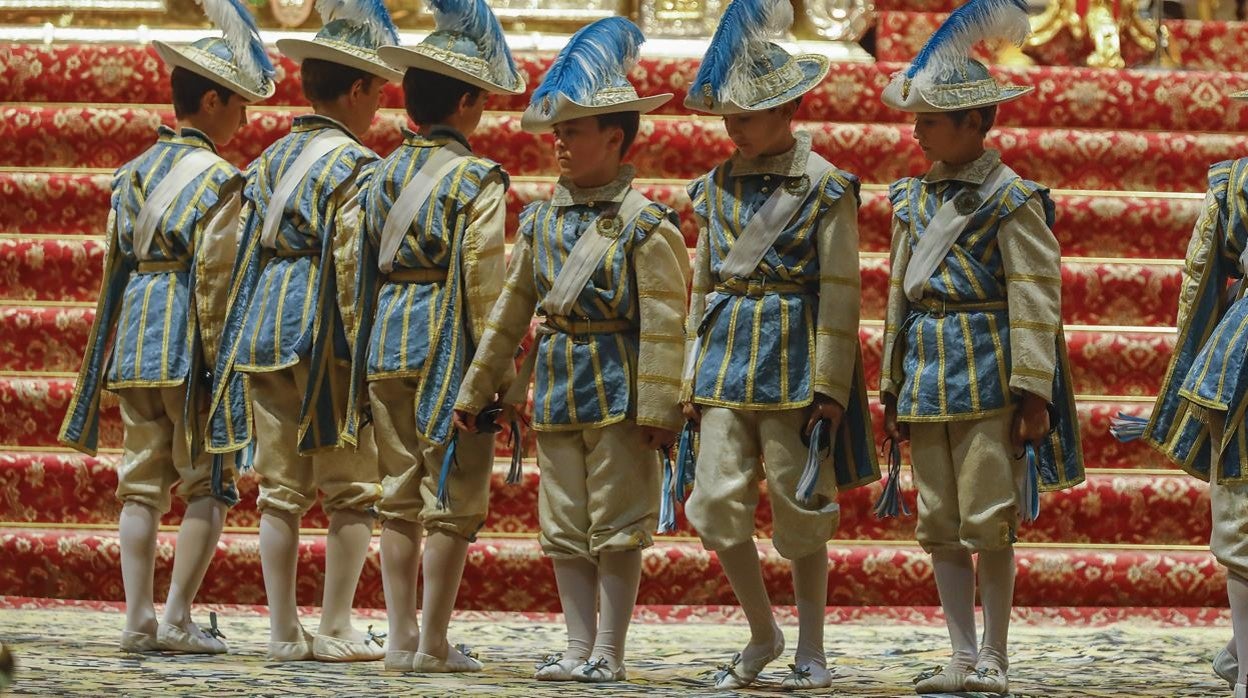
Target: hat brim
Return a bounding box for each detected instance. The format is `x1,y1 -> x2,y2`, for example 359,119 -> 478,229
520,93 -> 673,133
881,77 -> 1032,112
276,38 -> 402,83
377,45 -> 526,95
683,54 -> 829,115
153,41 -> 274,103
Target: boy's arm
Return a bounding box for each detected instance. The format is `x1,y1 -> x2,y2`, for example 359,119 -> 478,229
812,192 -> 861,409
331,179 -> 365,347
460,171 -> 509,347
879,215 -> 912,400
635,217 -> 691,433
680,217 -> 712,404
455,233 -> 539,414
998,195 -> 1063,403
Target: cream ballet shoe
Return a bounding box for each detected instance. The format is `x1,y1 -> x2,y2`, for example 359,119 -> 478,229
574,656 -> 626,683
267,627 -> 314,662
534,653 -> 585,681
312,626 -> 386,662
1216,647 -> 1238,688
119,630 -> 159,653
156,616 -> 228,654
912,660 -> 974,694
780,662 -> 833,690
384,650 -> 417,672
963,648 -> 1009,694
411,643 -> 484,673
711,632 -> 785,690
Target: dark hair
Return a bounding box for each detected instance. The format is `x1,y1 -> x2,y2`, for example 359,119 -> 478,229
170,66 -> 235,119
948,105 -> 998,135
402,68 -> 483,126
595,111 -> 640,158
300,58 -> 374,103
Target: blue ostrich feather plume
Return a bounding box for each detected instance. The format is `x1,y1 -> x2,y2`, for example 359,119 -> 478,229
315,0 -> 400,46
531,17 -> 644,108
200,0 -> 276,83
904,0 -> 1029,83
689,0 -> 791,104
427,0 -> 518,85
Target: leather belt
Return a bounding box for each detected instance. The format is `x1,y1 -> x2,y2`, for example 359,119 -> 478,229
714,277 -> 819,298
386,267 -> 448,284
913,298 -> 1008,318
136,260 -> 188,274
539,315 -> 634,344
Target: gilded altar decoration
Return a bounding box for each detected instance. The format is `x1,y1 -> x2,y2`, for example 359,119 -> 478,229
1026,0 -> 1177,69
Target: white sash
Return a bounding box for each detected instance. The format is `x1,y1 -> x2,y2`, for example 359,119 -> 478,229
718,152 -> 835,279
260,130 -> 355,249
540,189 -> 651,317
134,149 -> 225,261
903,164 -> 1018,302
377,142 -> 472,273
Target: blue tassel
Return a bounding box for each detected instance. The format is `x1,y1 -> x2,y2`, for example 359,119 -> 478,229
796,419 -> 828,506
872,438 -> 911,519
674,420 -> 697,502
657,446 -> 677,534
1019,442 -> 1041,523
436,433 -> 458,510
1109,412 -> 1149,443
505,418 -> 523,485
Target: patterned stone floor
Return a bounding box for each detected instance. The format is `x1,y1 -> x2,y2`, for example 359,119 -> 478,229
0,600 -> 1235,697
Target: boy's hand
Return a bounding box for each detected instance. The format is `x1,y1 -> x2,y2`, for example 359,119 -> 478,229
805,394 -> 845,438
640,426 -> 678,451
452,409 -> 478,434
1012,392 -> 1051,450
681,402 -> 702,429
883,394 -> 909,442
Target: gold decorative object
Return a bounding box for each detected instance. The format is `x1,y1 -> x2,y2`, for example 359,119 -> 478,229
638,0 -> 725,38
1084,0 -> 1124,68
796,0 -> 874,42
1024,0 -> 1177,69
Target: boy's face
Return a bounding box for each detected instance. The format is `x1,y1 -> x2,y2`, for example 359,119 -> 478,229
722,103 -> 796,160
912,112 -> 984,164
551,116 -> 622,183
200,91 -> 248,146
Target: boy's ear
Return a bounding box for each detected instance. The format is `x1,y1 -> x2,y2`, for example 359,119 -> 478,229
199,88 -> 221,115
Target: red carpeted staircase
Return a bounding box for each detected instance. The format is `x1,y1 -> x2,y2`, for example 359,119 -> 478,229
0,16 -> 1238,615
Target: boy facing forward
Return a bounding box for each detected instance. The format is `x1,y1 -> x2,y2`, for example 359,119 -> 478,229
454,18 -> 688,684
679,0 -> 878,689
879,0 -> 1084,693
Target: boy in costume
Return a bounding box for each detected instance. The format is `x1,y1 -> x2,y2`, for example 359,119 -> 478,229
58,0 -> 274,655
679,0 -> 878,689
349,0 -> 525,674
1126,79 -> 1248,698
453,17 -> 688,684
878,0 -> 1084,692
206,0 -> 401,663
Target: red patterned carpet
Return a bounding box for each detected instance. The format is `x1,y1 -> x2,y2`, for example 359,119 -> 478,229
0,9 -> 1243,636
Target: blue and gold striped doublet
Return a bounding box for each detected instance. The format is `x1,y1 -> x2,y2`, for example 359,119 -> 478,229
888,172 -> 1054,421
686,156 -> 859,409
61,126 -> 241,455
1150,159 -> 1248,483
208,115 -> 377,454
351,128 -> 506,445
522,194 -> 677,430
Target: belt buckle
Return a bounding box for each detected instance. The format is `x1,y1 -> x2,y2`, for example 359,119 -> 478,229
746,278 -> 767,299
572,317 -> 591,345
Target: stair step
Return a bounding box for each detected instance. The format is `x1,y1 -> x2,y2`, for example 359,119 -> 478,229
3,106 -> 1240,190
0,170 -> 1206,259
0,527 -> 1223,609
5,45 -> 1248,133
0,304 -> 1176,396
0,450 -> 1212,545
0,375 -> 1172,470
0,240 -> 1188,327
